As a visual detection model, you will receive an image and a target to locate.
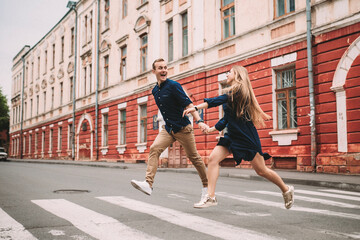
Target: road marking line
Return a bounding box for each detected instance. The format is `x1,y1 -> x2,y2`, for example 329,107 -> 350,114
320,189 -> 360,197
227,210 -> 272,217
216,192 -> 360,220
0,208 -> 37,240
97,196 -> 281,240
248,190 -> 360,209
32,199 -> 161,240
296,190 -> 360,201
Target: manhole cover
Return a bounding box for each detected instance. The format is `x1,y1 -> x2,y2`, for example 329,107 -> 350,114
53,189 -> 90,194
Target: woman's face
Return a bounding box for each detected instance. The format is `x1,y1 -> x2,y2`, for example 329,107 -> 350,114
226,69 -> 235,85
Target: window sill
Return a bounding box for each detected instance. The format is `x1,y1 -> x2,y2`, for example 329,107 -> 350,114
269,128 -> 299,146
101,27 -> 110,35
100,146 -> 109,155
135,143 -> 147,153
116,144 -> 126,154
136,1 -> 149,10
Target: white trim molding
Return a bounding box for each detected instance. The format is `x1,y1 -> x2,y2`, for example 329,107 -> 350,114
269,129 -> 300,146
331,35 -> 360,152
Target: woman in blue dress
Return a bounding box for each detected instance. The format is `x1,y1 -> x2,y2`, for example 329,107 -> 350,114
183,65 -> 294,209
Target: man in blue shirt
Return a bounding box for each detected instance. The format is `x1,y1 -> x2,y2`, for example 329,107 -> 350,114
131,58 -> 208,202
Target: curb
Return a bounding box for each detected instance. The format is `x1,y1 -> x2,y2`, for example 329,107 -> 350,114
4,159 -> 360,192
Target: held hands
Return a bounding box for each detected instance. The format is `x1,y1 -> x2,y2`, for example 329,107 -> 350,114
198,123 -> 217,134
182,107 -> 196,117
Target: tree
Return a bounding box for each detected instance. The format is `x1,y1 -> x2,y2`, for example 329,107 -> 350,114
0,87 -> 9,131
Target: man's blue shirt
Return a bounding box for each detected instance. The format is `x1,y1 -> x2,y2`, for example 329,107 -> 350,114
152,79 -> 192,133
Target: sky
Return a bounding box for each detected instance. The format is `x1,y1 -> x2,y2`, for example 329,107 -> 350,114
0,0 -> 72,107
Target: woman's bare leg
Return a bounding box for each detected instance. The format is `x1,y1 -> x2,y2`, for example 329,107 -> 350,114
251,153 -> 288,193
207,146 -> 230,197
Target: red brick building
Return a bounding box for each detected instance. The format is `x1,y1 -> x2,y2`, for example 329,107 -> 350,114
10,1 -> 360,174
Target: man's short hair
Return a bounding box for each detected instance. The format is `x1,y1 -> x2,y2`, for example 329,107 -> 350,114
152,58 -> 165,70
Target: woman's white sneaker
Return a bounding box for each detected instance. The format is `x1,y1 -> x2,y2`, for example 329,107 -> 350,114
194,194 -> 218,208
283,185 -> 294,209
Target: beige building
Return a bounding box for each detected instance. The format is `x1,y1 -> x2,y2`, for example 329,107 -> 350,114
10,0 -> 360,174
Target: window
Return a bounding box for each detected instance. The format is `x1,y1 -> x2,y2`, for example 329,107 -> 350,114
139,105 -> 147,143
104,0 -> 110,29
25,65 -> 28,86
221,0 -> 235,40
83,67 -> 87,95
102,114 -> 109,146
119,110 -> 126,145
84,15 -> 88,44
60,82 -> 63,105
71,27 -> 75,55
275,0 -> 295,18
44,50 -> 48,73
68,123 -> 72,149
276,68 -> 297,129
23,136 -> 26,155
35,133 -> 38,153
31,62 -> 34,82
58,127 -> 62,150
140,34 -> 148,72
122,0 -> 127,18
61,36 -> 64,62
89,11 -> 93,40
43,91 -> 46,113
29,134 -> 32,154
30,99 -> 33,118
51,87 -> 54,109
41,131 -> 45,153
181,12 -> 188,56
120,46 -> 127,80
52,44 -> 55,68
24,102 -> 27,120
37,56 -> 40,78
104,56 -> 109,88
70,77 -> 73,101
89,64 -> 92,92
168,20 -> 173,62
36,95 -> 39,115
49,129 -> 53,152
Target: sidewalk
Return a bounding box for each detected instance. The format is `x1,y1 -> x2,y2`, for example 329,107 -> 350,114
5,158 -> 360,192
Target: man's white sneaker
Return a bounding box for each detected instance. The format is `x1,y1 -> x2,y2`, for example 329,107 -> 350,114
131,180 -> 152,195
194,194 -> 218,208
283,185 -> 294,209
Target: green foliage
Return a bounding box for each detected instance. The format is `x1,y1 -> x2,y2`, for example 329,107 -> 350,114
0,87 -> 10,131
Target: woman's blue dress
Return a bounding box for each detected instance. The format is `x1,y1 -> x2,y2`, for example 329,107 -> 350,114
204,94 -> 271,165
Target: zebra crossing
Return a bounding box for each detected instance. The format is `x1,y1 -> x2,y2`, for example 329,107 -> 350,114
1,188 -> 360,240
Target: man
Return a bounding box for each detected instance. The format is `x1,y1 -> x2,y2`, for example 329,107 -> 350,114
131,58 -> 208,202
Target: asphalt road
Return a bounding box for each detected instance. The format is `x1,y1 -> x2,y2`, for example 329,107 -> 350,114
0,161 -> 359,240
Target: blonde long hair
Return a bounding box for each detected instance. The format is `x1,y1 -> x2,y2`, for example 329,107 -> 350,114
224,65 -> 271,128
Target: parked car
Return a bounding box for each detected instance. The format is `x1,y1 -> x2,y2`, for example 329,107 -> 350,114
0,147 -> 7,161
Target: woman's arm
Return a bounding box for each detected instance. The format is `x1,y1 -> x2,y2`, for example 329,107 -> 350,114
182,102 -> 209,117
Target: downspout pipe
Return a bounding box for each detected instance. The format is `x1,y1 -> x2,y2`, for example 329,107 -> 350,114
306,0 -> 317,172
20,56 -> 26,159
95,0 -> 100,160
70,4 -> 78,160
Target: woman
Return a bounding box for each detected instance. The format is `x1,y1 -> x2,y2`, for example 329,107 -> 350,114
183,66 -> 294,209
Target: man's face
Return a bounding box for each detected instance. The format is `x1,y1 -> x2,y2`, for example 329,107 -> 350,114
152,61 -> 168,82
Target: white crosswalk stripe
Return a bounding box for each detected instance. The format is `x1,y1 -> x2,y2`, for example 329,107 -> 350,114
0,208 -> 37,240
32,199 -> 161,240
217,192 -> 360,220
97,196 -> 281,240
248,190 -> 360,209
320,189 -> 360,197
296,189 -> 360,201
